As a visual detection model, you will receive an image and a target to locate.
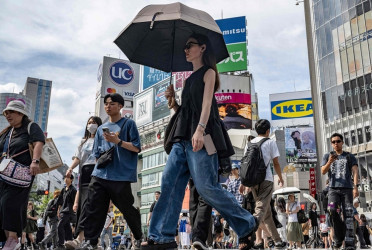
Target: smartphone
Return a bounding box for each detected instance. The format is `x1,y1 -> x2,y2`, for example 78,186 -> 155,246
204,134 -> 217,155
331,151 -> 338,159
102,127 -> 110,134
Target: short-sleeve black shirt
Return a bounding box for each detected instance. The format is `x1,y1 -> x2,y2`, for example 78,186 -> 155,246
149,201 -> 157,213
0,122 -> 45,166
308,210 -> 318,226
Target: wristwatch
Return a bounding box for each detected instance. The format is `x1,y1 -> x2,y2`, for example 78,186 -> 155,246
32,159 -> 40,164
117,140 -> 123,147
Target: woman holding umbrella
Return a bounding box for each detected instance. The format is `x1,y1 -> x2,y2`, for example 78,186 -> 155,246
141,33 -> 257,250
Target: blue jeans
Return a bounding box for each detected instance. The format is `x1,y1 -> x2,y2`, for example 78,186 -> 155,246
148,140 -> 255,243
100,226 -> 113,248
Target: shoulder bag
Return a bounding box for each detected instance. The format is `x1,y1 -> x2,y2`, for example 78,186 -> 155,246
96,118 -> 129,169
0,128 -> 32,188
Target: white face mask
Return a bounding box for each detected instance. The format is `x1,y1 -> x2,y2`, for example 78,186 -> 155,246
87,124 -> 98,134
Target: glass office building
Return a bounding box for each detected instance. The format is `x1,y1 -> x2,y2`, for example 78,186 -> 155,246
306,0 -> 372,204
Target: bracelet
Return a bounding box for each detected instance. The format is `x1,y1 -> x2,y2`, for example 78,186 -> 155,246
198,123 -> 206,129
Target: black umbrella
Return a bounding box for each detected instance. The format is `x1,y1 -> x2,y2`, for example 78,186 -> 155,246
114,2 -> 229,73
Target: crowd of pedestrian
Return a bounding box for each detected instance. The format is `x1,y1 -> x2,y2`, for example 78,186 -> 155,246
2,32 -> 372,250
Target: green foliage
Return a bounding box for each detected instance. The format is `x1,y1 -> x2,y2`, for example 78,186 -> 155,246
36,194 -> 53,215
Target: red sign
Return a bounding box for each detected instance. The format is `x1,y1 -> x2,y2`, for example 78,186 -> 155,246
309,167 -> 316,197
215,93 -> 251,104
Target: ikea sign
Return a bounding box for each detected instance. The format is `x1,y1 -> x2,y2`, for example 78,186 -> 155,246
271,98 -> 313,120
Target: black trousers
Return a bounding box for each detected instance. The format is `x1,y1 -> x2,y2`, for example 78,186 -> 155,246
328,188 -> 354,247
58,213 -> 73,245
83,177 -> 142,245
75,164 -> 95,237
189,179 -> 212,244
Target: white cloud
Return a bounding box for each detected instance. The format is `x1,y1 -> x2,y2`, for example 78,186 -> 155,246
0,0 -> 310,164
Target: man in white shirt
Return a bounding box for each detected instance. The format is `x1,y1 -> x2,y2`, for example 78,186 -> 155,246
100,205 -> 115,250
241,119 -> 286,249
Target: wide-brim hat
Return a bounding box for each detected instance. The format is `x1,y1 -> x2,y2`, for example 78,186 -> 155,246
2,100 -> 29,117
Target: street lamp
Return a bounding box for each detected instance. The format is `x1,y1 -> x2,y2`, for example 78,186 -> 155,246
295,0 -> 304,5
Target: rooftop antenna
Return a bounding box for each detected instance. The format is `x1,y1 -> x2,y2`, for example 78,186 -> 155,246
221,10 -> 223,19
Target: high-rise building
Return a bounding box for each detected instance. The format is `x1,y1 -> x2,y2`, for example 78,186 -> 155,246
0,93 -> 32,131
305,0 -> 372,208
22,77 -> 52,132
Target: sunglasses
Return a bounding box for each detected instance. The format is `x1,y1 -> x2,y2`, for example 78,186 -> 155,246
184,42 -> 200,50
331,140 -> 342,144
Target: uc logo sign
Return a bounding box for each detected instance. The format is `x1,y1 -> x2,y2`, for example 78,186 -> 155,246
109,61 -> 134,85
271,98 -> 313,120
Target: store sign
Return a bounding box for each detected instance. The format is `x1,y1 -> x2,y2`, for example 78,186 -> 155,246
215,16 -> 247,73
109,61 -> 135,86
142,66 -> 192,90
285,127 -> 317,163
140,127 -> 166,151
215,93 -> 251,104
134,89 -> 153,126
309,168 -> 316,197
215,16 -> 246,44
217,43 -> 247,73
271,98 -> 313,120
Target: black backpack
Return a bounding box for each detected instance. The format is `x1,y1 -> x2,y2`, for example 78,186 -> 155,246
47,199 -> 58,218
297,209 -> 308,223
240,138 -> 270,187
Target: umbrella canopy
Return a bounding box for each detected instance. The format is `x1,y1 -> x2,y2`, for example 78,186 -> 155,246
303,193 -> 320,212
114,2 -> 229,72
272,187 -> 301,196
227,129 -> 258,149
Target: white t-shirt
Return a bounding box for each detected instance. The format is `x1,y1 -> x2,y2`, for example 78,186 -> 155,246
246,136 -> 280,182
287,201 -> 300,223
320,222 -> 328,232
104,211 -> 115,228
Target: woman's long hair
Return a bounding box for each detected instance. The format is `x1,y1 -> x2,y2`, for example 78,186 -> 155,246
189,33 -> 220,92
361,214 -> 367,223
276,197 -> 286,213
0,114 -> 32,136
80,116 -> 102,146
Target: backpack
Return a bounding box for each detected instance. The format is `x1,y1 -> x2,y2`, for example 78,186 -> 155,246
297,209 -> 308,224
47,199 -> 58,218
240,138 -> 270,187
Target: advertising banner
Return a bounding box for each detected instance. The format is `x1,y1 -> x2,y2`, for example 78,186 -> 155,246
134,89 -> 153,127
142,66 -> 192,91
216,93 -> 252,130
152,80 -> 170,121
271,98 -> 313,120
285,127 -> 317,163
215,16 -> 247,73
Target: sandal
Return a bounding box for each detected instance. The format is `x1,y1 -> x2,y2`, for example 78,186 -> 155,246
140,239 -> 178,250
238,216 -> 259,250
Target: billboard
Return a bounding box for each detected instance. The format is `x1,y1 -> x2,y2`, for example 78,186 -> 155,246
271,98 -> 313,120
142,66 -> 192,91
215,93 -> 252,130
152,80 -> 170,121
134,88 -> 153,127
269,90 -> 314,127
215,16 -> 247,73
285,127 -> 317,163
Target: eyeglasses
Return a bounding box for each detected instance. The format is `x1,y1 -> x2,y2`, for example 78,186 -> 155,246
184,42 -> 200,50
331,140 -> 342,144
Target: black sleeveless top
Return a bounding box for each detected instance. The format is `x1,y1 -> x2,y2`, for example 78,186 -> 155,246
172,66 -> 228,152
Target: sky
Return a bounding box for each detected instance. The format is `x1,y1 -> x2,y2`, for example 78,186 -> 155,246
0,0 -> 310,166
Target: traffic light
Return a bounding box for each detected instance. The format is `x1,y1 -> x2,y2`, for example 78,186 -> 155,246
36,190 -> 49,195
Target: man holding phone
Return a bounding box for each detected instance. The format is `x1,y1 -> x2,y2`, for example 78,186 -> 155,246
321,133 -> 359,249
77,93 -> 142,250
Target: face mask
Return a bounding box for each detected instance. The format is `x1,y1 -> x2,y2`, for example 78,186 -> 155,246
87,124 -> 98,134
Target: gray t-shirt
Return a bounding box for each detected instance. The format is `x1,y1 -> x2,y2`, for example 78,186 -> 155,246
73,138 -> 96,167
321,151 -> 357,189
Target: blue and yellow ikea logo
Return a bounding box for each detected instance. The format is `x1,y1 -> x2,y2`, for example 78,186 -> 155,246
271,98 -> 313,120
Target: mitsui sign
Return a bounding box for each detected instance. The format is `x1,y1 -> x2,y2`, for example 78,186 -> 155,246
215,16 -> 247,73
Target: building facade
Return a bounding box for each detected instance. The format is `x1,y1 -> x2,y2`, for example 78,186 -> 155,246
0,93 -> 32,131
305,0 -> 372,209
23,77 -> 52,132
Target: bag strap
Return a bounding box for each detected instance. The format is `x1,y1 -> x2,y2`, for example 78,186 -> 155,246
3,128 -> 29,159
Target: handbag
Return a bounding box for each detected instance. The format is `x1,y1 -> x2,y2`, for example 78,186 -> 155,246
164,108 -> 181,154
96,118 -> 129,169
0,128 -> 32,188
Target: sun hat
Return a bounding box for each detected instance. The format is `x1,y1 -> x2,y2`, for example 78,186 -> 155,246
2,100 -> 29,117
